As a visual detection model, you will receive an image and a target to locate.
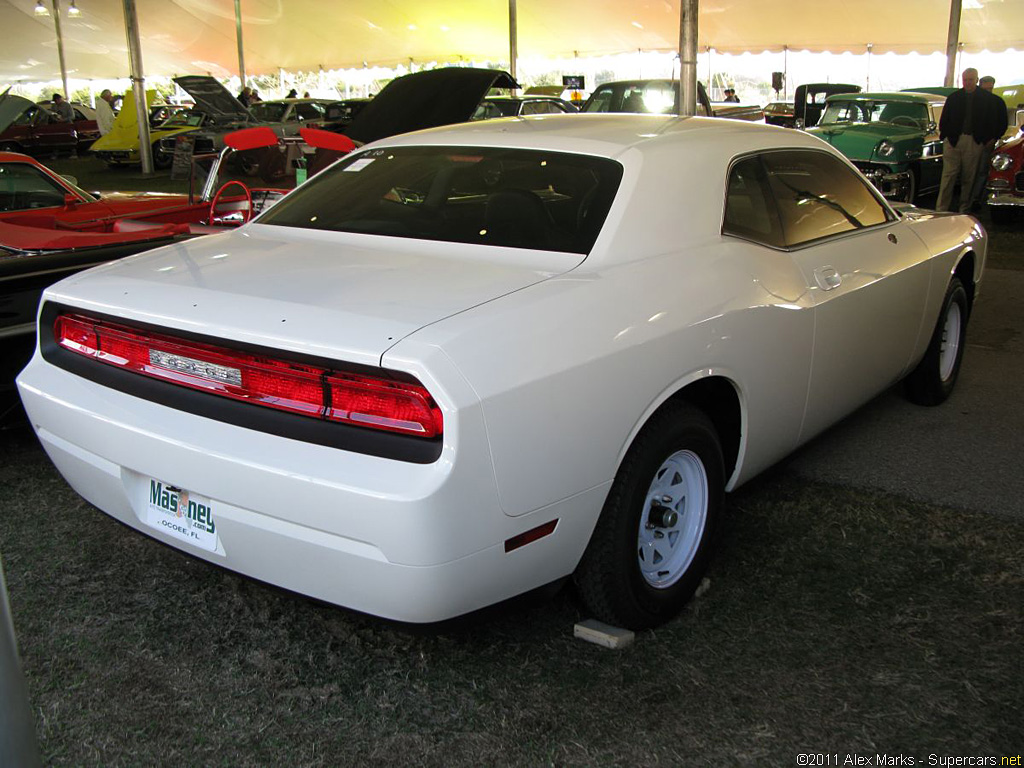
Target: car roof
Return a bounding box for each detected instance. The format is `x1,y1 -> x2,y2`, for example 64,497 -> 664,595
369,112 -> 830,160
484,95 -> 566,101
257,98 -> 326,105
827,91 -> 943,104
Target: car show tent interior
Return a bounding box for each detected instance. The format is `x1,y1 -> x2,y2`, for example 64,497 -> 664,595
0,0 -> 1021,84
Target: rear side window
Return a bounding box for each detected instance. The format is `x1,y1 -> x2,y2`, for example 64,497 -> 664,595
762,151 -> 892,247
258,146 -> 623,254
723,156 -> 784,248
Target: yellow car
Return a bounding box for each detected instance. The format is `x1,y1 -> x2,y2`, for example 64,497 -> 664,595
89,89 -> 201,168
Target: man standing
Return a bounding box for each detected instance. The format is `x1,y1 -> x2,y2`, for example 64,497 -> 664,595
51,93 -> 74,123
95,89 -> 116,136
937,68 -> 1008,212
968,75 -> 1006,209
723,87 -> 740,103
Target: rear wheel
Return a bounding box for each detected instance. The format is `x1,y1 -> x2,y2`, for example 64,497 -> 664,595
574,402 -> 724,630
904,276 -> 968,405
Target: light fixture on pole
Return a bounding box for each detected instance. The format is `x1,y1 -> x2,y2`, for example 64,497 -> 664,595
67,0 -> 81,17
34,0 -> 50,16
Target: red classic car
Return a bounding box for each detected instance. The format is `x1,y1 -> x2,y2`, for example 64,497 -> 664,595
987,130 -> 1024,224
35,99 -> 101,148
0,91 -> 82,157
1,148 -> 287,385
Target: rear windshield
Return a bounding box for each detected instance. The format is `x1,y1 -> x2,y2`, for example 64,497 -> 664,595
257,146 -> 623,254
250,102 -> 289,122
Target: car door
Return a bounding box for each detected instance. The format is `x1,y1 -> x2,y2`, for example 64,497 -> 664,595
30,108 -> 76,154
760,149 -> 934,442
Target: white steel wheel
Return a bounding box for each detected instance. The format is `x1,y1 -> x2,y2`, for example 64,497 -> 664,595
938,300 -> 962,382
637,450 -> 709,589
574,402 -> 724,630
904,276 -> 968,406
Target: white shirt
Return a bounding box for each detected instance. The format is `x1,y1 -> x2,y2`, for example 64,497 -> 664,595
96,98 -> 115,135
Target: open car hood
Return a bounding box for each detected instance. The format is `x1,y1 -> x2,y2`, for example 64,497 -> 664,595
0,89 -> 35,136
173,75 -> 253,123
344,67 -> 519,145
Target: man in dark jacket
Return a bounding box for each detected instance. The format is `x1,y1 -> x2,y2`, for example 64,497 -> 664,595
937,68 -> 1008,212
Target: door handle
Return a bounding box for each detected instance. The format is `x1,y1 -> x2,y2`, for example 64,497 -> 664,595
814,266 -> 841,291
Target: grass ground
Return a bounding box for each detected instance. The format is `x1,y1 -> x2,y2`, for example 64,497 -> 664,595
1,425 -> 1021,766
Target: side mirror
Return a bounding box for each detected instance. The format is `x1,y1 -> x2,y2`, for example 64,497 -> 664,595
926,121 -> 937,134
63,193 -> 79,208
795,118 -> 805,130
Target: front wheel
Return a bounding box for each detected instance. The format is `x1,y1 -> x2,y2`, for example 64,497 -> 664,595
574,402 -> 724,630
901,168 -> 918,204
153,146 -> 173,170
904,276 -> 969,405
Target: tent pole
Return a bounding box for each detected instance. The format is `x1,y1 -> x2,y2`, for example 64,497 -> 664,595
50,0 -> 70,104
122,0 -> 153,174
508,0 -> 518,84
678,0 -> 698,116
943,0 -> 962,87
235,0 -> 246,88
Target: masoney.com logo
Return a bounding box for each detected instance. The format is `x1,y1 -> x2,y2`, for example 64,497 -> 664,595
149,480 -> 216,534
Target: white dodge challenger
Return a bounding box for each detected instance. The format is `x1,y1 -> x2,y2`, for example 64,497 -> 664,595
16,115 -> 986,630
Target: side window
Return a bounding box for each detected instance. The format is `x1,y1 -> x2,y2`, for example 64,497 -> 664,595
521,100 -> 561,116
762,150 -> 892,247
0,163 -> 70,212
582,88 -> 615,113
295,103 -> 324,121
722,156 -> 784,248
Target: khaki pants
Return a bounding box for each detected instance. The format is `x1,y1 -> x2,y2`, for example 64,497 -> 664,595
937,135 -> 984,213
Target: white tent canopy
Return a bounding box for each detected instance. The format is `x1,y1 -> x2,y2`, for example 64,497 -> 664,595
1,0 -> 1020,83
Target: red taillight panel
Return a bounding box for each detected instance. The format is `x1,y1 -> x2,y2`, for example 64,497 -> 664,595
54,313 -> 442,438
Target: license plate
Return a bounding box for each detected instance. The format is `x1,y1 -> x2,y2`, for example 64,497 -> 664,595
145,479 -> 219,552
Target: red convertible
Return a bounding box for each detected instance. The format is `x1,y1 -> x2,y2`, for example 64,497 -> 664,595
1,146 -> 287,385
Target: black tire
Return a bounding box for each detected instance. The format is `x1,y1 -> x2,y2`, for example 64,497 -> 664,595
574,402 -> 724,630
904,276 -> 969,406
902,167 -> 918,204
153,146 -> 173,170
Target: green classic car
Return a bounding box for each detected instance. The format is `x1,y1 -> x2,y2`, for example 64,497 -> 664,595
807,91 -> 945,203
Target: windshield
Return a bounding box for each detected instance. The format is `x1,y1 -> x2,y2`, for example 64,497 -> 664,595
258,145 -> 623,254
583,83 -> 677,114
471,100 -> 519,120
159,110 -> 205,128
820,100 -> 929,129
249,102 -> 289,122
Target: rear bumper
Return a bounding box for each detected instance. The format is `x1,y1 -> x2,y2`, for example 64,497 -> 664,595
16,352 -> 602,622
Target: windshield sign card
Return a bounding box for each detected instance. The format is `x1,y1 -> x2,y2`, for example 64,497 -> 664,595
146,479 -> 219,552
